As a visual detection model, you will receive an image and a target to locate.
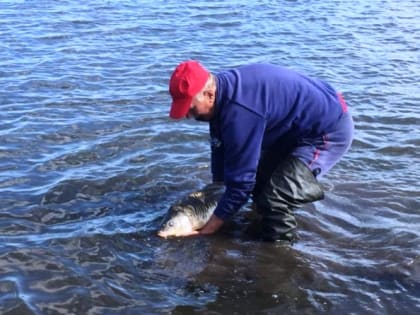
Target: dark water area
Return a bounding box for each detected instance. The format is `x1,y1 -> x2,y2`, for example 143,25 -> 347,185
1,0 -> 419,314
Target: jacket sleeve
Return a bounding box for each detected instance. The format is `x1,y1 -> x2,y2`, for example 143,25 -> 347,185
213,104 -> 265,221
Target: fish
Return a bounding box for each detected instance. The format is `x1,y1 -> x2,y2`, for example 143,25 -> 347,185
157,184 -> 224,238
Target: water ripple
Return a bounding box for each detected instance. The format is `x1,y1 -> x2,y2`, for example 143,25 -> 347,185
0,0 -> 419,314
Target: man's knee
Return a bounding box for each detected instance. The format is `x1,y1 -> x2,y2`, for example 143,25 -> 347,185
257,156 -> 324,209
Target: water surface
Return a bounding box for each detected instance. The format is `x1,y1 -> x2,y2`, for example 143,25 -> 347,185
1,0 -> 419,314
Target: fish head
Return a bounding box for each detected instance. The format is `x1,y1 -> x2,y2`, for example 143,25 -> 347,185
157,205 -> 194,238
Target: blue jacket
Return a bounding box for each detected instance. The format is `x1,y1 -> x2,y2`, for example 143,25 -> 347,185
210,63 -> 346,221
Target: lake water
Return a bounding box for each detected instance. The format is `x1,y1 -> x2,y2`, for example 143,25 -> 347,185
1,0 -> 419,314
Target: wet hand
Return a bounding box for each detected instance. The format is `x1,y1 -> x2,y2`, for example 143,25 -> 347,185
198,214 -> 224,235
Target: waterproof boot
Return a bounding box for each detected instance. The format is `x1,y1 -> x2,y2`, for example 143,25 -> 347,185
255,156 -> 324,242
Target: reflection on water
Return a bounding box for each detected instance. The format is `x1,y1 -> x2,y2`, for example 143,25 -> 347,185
0,0 -> 419,314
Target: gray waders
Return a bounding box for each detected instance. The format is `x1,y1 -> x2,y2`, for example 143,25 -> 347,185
253,156 -> 324,242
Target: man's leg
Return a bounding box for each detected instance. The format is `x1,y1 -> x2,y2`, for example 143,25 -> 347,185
253,113 -> 354,241
255,155 -> 324,241
292,112 -> 354,178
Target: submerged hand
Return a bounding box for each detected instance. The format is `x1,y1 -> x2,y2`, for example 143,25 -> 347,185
198,214 -> 224,235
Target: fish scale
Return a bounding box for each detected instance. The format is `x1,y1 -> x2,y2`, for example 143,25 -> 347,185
158,184 -> 224,238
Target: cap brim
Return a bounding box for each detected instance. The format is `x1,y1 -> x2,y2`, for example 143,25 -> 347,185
169,97 -> 192,119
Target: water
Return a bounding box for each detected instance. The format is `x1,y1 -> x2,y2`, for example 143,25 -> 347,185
1,0 -> 419,314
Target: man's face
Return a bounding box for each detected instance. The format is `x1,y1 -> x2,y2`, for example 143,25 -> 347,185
186,91 -> 215,122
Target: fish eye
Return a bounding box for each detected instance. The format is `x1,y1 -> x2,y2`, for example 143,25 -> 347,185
168,221 -> 174,227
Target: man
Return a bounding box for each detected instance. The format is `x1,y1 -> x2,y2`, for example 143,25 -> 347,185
168,60 -> 354,241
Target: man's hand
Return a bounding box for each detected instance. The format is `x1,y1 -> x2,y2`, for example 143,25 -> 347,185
198,214 -> 224,235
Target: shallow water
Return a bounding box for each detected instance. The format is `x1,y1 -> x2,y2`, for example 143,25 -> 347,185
1,0 -> 419,314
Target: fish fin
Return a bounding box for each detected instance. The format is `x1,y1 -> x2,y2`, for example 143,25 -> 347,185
188,191 -> 204,199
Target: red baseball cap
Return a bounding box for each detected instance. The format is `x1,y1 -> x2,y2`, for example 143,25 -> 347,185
169,60 -> 209,119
